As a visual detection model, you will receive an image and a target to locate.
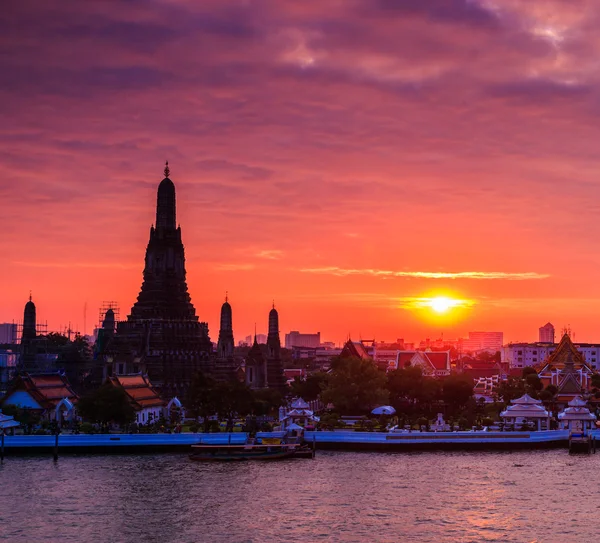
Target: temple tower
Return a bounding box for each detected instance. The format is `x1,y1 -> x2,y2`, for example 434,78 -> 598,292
266,303 -> 280,359
266,304 -> 286,391
22,294 -> 36,342
111,163 -> 213,396
19,294 -> 38,372
245,334 -> 267,389
217,295 -> 234,359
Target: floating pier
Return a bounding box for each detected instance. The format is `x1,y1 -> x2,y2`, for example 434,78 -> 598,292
2,429 -> 596,456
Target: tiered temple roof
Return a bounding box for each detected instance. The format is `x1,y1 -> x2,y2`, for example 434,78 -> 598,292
109,374 -> 165,410
396,351 -> 451,376
109,164 -> 214,396
537,334 -> 594,403
3,373 -> 78,411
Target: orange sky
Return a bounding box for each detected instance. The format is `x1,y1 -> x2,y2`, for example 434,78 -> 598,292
3,0 -> 600,344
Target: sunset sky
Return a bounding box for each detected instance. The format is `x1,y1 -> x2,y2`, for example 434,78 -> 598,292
2,0 -> 600,345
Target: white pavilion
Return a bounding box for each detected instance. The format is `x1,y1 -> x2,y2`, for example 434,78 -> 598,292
500,394 -> 551,431
558,396 -> 597,433
280,398 -> 320,430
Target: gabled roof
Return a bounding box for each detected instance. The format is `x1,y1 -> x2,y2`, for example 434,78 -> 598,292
397,351 -> 450,373
109,374 -> 164,410
340,340 -> 371,360
511,394 -> 542,405
558,372 -> 582,395
539,333 -> 589,371
4,373 -> 78,410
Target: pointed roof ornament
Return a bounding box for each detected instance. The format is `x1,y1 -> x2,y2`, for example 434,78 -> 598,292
272,300 -> 275,310
164,160 -> 170,178
29,290 -> 32,302
225,291 -> 229,303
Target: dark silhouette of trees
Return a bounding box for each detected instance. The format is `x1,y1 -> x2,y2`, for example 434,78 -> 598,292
321,356 -> 388,414
77,383 -> 135,429
290,372 -> 329,401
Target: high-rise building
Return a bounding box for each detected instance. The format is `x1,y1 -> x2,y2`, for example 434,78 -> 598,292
539,322 -> 555,343
108,163 -> 213,396
0,323 -> 17,345
461,331 -> 503,353
284,331 -> 321,349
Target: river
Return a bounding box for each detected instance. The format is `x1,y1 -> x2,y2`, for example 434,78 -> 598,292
0,450 -> 598,542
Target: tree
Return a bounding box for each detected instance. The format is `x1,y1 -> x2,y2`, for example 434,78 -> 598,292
217,380 -> 254,430
442,373 -> 474,416
185,372 -> 223,432
321,356 -> 388,414
1,405 -> 41,434
290,372 -> 329,401
252,388 -> 283,416
496,376 -> 525,403
525,373 -> 543,397
77,383 -> 135,429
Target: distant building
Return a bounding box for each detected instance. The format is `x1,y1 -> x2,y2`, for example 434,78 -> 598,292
245,334 -> 267,345
0,349 -> 17,388
539,322 -> 555,343
502,340 -> 600,370
393,351 -> 451,377
285,331 -> 321,349
291,346 -> 342,363
460,332 -> 503,353
0,323 -> 17,345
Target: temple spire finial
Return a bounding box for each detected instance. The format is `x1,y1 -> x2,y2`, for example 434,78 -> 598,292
225,291 -> 228,303
272,300 -> 275,310
29,290 -> 32,302
164,160 -> 170,178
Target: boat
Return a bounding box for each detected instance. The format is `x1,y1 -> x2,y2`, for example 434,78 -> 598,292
189,442 -> 299,462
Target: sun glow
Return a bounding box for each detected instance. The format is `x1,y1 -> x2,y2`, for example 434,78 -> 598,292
429,296 -> 456,313
400,295 -> 475,316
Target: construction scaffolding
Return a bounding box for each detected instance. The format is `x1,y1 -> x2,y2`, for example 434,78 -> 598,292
98,301 -> 120,329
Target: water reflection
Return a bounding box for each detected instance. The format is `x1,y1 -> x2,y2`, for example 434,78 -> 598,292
1,451 -> 599,542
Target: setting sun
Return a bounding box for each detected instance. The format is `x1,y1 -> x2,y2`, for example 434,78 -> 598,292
429,296 -> 457,313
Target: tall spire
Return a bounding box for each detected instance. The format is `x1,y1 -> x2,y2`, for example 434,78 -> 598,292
22,294 -> 37,342
217,294 -> 234,358
156,163 -> 176,231
267,304 -> 280,358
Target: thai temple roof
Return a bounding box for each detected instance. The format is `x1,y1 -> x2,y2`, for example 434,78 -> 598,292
109,374 -> 165,409
400,351 -> 449,371
500,393 -> 549,419
539,333 -> 589,370
500,402 -> 550,419
341,340 -> 371,360
558,396 -> 597,421
5,373 -> 78,410
510,393 -> 542,405
291,397 -> 310,409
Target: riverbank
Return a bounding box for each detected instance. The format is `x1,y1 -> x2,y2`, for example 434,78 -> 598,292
2,429 -> 593,455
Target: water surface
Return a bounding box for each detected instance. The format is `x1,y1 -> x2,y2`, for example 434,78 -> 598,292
1,450 -> 598,542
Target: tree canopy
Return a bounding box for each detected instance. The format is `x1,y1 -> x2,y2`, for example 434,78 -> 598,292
77,383 -> 135,427
321,356 -> 388,414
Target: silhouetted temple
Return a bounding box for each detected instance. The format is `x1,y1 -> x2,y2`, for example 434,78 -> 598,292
19,295 -> 39,372
245,305 -> 286,392
107,164 -> 213,396
266,304 -> 286,390
217,295 -> 234,359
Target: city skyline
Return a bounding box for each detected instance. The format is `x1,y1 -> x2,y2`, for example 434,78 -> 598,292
3,1 -> 600,342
